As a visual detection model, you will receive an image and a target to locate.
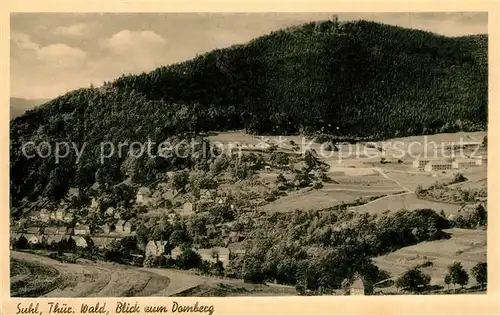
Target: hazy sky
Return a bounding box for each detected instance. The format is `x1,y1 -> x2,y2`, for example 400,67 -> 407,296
11,12 -> 488,99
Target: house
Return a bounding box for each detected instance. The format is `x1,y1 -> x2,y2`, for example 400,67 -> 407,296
55,209 -> 66,221
196,247 -> 230,267
10,233 -> 21,243
412,158 -> 432,169
73,236 -> 88,248
101,223 -> 113,234
146,240 -> 168,257
49,211 -> 57,220
123,221 -> 135,234
344,274 -> 372,295
57,226 -> 68,235
74,224 -> 90,235
91,197 -> 100,209
136,187 -> 153,205
264,165 -> 271,173
46,234 -> 64,246
44,227 -> 58,235
170,246 -> 183,259
183,201 -> 195,214
29,211 -> 41,221
40,209 -> 51,222
64,212 -> 74,222
26,227 -> 41,234
25,234 -> 40,245
67,187 -> 80,200
424,160 -> 453,172
115,220 -> 126,233
105,207 -> 115,216
227,242 -> 247,256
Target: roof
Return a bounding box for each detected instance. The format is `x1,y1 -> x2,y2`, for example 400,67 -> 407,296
73,236 -> 88,244
116,219 -> 126,226
91,237 -> 115,247
47,235 -> 64,243
26,227 -> 41,234
57,227 -> 68,233
351,278 -> 365,290
44,227 -> 58,234
75,224 -> 90,230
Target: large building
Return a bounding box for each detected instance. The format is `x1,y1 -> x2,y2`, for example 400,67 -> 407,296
424,160 -> 453,172
452,158 -> 480,169
412,158 -> 432,169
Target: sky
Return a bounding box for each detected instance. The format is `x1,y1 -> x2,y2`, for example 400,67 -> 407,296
11,12 -> 488,99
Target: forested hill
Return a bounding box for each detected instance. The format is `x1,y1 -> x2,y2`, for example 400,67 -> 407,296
10,20 -> 487,204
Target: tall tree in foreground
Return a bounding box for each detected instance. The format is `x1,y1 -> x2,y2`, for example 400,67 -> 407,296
471,262 -> 487,289
447,261 -> 469,290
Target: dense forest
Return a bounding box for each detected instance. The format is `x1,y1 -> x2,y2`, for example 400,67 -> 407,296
10,20 -> 488,205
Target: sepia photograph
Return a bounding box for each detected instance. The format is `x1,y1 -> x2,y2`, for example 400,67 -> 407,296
8,11 -> 488,299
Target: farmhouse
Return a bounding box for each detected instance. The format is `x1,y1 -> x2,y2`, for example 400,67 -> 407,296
145,240 -> 168,257
424,160 -> 453,172
74,224 -> 91,235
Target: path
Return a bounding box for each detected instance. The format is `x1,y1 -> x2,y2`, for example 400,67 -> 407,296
373,167 -> 413,192
141,268 -> 205,296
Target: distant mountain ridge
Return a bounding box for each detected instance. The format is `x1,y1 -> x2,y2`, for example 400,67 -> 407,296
9,19 -> 488,205
10,97 -> 50,120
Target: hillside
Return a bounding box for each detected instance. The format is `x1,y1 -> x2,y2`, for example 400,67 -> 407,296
10,20 -> 488,205
10,97 -> 50,120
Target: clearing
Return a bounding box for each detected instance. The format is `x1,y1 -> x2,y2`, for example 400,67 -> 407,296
373,228 -> 486,288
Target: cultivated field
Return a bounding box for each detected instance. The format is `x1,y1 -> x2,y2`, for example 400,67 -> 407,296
373,228 -> 486,288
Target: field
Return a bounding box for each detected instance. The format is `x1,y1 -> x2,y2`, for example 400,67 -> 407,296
11,251 -> 171,297
373,228 -> 486,289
